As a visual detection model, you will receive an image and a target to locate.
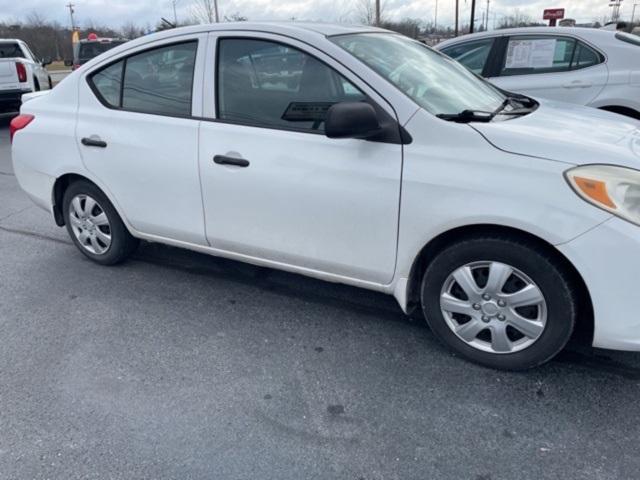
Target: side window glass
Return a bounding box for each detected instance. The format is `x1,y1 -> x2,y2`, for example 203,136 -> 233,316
91,60 -> 123,107
500,36 -> 576,76
572,42 -> 601,69
89,41 -> 197,116
216,38 -> 367,132
123,42 -> 197,116
441,38 -> 494,75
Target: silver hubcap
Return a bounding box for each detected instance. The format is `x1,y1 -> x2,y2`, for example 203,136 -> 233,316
68,194 -> 112,255
440,261 -> 547,354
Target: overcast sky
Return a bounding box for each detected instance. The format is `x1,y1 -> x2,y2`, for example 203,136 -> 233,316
0,0 -> 627,30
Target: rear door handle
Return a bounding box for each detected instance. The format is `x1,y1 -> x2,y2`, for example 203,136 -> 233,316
81,137 -> 107,148
213,155 -> 249,167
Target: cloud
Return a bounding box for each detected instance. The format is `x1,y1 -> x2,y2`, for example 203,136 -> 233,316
0,0 -> 623,29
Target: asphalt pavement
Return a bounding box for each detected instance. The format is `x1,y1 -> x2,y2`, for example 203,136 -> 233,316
1,114 -> 640,479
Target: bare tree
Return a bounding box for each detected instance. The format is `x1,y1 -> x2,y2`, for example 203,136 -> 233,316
224,12 -> 247,22
496,10 -> 544,29
191,0 -> 219,23
120,22 -> 144,39
356,0 -> 386,25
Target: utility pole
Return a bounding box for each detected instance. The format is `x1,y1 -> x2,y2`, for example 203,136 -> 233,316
455,0 -> 459,36
66,2 -> 76,30
434,0 -> 438,32
213,0 -> 219,22
375,0 -> 381,26
470,0 -> 477,33
632,3 -> 638,23
610,0 -> 623,22
485,0 -> 490,30
171,0 -> 179,25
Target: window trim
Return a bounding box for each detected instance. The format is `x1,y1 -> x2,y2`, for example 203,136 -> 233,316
496,34 -> 605,77
87,39 -> 199,118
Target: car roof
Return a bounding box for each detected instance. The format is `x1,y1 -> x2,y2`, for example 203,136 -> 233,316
436,27 -> 619,49
145,21 -> 385,42
81,22 -> 390,69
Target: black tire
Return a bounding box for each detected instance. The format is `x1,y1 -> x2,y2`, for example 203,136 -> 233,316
420,235 -> 576,370
62,180 -> 139,265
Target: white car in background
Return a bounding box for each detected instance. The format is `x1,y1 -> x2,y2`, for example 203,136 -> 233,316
0,39 -> 52,113
437,27 -> 640,119
9,23 -> 640,370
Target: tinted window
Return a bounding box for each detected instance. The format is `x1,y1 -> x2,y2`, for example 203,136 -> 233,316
91,60 -> 123,107
0,42 -> 24,59
441,38 -> 494,75
573,42 -> 601,69
89,41 -> 197,117
501,36 -> 576,75
122,42 -> 197,116
217,38 -> 366,132
78,40 -> 127,64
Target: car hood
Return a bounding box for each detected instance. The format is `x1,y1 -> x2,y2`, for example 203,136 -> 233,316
472,99 -> 640,167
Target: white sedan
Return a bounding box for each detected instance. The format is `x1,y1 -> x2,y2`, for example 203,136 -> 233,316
437,27 -> 640,119
10,23 -> 640,369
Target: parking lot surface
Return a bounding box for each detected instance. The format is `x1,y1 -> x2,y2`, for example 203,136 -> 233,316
1,114 -> 640,479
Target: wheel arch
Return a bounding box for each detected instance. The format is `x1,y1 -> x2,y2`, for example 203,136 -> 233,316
598,105 -> 640,120
404,224 -> 594,343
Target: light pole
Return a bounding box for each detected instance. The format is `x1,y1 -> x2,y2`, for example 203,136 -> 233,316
470,0 -> 477,33
632,3 -> 638,23
375,0 -> 381,26
455,0 -> 459,36
171,0 -> 179,25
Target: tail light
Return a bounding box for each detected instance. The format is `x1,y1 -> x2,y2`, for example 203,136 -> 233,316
9,114 -> 35,143
15,62 -> 27,83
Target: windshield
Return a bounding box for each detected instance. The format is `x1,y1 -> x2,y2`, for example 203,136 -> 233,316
331,33 -> 506,117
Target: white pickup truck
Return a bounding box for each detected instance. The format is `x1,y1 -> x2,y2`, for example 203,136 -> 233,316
0,39 -> 52,113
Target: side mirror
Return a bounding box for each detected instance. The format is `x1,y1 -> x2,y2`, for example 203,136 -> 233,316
42,57 -> 52,66
325,102 -> 381,140
64,59 -> 73,67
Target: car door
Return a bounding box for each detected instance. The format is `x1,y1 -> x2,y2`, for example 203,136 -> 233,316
490,35 -> 608,105
198,33 -> 403,284
76,35 -> 208,245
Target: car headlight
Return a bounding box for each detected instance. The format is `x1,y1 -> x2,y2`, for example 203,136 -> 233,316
565,164 -> 640,225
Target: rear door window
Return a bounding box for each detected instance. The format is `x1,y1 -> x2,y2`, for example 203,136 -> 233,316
89,41 -> 197,117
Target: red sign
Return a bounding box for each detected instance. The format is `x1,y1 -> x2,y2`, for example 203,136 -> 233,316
543,8 -> 565,20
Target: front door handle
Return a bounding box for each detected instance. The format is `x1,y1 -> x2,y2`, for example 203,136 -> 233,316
81,137 -> 107,148
213,155 -> 250,167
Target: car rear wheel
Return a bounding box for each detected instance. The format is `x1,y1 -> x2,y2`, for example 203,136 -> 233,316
420,235 -> 576,370
62,180 -> 139,265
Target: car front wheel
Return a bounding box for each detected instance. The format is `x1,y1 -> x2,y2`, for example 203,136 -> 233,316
62,180 -> 139,265
420,235 -> 576,370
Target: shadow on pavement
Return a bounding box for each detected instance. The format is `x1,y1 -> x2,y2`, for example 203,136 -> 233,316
131,240 -> 640,379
